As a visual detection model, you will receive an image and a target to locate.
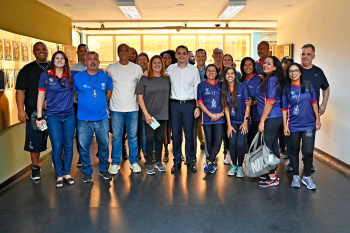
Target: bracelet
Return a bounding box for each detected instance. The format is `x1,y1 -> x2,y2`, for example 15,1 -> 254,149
196,106 -> 200,109
36,117 -> 44,120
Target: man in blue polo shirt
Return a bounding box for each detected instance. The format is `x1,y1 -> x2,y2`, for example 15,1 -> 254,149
256,41 -> 269,76
74,51 -> 113,183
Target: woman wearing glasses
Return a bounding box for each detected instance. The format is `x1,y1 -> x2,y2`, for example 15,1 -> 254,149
36,51 -> 76,188
197,64 -> 225,174
282,63 -> 320,190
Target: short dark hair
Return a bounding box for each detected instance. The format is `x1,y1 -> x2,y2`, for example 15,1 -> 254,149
77,44 -> 88,51
302,44 -> 315,53
196,49 -> 207,56
117,43 -> 129,53
176,45 -> 188,53
86,51 -> 99,60
137,52 -> 149,62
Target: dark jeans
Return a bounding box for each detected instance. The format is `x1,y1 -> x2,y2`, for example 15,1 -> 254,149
247,121 -> 259,148
264,117 -> 282,174
279,126 -> 286,151
228,123 -> 248,167
222,120 -> 230,153
289,129 -> 315,176
170,100 -> 195,165
144,120 -> 166,165
203,124 -> 223,162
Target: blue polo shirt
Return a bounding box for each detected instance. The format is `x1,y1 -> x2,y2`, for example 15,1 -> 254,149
227,83 -> 249,125
256,75 -> 282,119
243,73 -> 262,122
38,70 -> 75,116
282,83 -> 318,133
73,70 -> 113,121
197,66 -> 206,82
197,81 -> 224,125
255,58 -> 264,75
301,65 -> 329,102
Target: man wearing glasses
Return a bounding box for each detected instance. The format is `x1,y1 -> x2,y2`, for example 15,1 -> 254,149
212,48 -> 223,73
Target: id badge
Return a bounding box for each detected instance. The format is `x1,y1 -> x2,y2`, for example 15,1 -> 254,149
306,130 -> 313,137
231,108 -> 235,116
293,105 -> 299,116
211,99 -> 216,108
93,90 -> 98,99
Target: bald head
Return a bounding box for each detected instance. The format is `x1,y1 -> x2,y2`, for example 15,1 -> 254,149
257,41 -> 269,60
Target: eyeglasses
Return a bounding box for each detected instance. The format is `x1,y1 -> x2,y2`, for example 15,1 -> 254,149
213,52 -> 223,55
288,69 -> 300,74
57,78 -> 66,88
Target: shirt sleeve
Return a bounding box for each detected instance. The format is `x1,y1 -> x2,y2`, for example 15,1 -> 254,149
266,77 -> 279,101
281,87 -> 288,110
310,85 -> 318,104
135,77 -> 145,95
193,69 -> 201,100
106,75 -> 113,90
242,84 -> 249,101
320,69 -> 330,90
15,67 -> 28,90
73,75 -> 77,92
197,83 -> 203,102
38,72 -> 48,91
136,66 -> 143,82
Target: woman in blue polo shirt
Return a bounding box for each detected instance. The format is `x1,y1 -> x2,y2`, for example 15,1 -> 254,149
282,63 -> 321,190
197,64 -> 225,174
221,66 -> 250,178
256,56 -> 284,187
240,57 -> 262,148
36,51 -> 76,188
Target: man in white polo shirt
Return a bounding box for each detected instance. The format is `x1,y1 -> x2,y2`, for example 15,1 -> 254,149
167,45 -> 201,173
107,43 -> 143,174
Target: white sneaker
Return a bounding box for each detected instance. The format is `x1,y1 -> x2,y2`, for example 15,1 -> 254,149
109,164 -> 120,175
224,153 -> 231,165
130,163 -> 142,173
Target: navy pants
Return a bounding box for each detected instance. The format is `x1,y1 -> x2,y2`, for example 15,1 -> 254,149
228,123 -> 248,167
264,117 -> 283,174
170,101 -> 196,165
203,124 -> 223,162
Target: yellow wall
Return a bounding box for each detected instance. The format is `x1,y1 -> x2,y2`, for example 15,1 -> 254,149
277,0 -> 350,165
0,0 -> 72,45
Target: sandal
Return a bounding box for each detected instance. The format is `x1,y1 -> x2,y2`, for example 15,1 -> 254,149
63,176 -> 75,185
56,178 -> 64,188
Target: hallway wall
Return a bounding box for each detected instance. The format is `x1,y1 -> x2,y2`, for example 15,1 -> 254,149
277,0 -> 350,165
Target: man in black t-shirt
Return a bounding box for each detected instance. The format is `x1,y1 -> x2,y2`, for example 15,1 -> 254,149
15,42 -> 49,181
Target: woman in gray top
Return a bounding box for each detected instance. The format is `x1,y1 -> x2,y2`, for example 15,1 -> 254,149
136,55 -> 170,175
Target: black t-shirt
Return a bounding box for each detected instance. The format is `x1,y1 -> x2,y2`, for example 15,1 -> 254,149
15,61 -> 49,116
301,65 -> 329,102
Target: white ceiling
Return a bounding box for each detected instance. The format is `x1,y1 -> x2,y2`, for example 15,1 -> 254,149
37,0 -> 317,29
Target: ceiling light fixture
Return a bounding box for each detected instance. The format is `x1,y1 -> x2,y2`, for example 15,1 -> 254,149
116,0 -> 142,20
218,0 -> 246,19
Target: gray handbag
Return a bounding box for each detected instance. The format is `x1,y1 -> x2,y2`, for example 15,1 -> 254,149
244,131 -> 280,178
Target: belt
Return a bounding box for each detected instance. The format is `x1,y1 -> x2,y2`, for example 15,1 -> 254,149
171,99 -> 196,104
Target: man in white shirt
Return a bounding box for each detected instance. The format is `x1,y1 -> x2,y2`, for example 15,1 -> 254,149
166,45 -> 201,173
107,43 -> 143,174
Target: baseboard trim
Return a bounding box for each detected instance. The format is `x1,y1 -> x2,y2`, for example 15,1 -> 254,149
314,148 -> 350,178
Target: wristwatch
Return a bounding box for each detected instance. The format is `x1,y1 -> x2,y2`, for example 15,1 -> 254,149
36,116 -> 44,120
244,117 -> 249,120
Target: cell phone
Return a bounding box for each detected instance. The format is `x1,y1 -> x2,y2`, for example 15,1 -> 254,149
41,122 -> 48,131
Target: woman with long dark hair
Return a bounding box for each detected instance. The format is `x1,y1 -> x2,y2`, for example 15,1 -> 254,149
221,66 -> 250,178
136,55 -> 170,174
197,64 -> 225,174
240,57 -> 262,147
255,56 -> 284,187
36,51 -> 76,188
282,63 -> 320,189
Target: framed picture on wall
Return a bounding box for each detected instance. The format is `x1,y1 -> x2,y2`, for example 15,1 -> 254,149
22,43 -> 29,62
4,39 -> 12,61
13,41 -> 20,61
0,38 -> 4,60
0,69 -> 5,91
31,44 -> 35,61
5,69 -> 14,89
14,69 -> 20,87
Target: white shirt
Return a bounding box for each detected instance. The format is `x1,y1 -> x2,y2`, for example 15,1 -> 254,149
166,63 -> 200,100
71,62 -> 87,72
107,62 -> 143,112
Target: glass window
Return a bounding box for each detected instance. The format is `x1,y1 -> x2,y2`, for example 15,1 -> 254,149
143,35 -> 168,59
170,35 -> 196,52
115,35 -> 141,61
198,35 -> 223,64
87,36 -> 113,61
225,35 -> 250,62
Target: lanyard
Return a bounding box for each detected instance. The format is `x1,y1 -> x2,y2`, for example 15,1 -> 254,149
207,81 -> 217,99
87,72 -> 99,90
245,73 -> 255,85
35,61 -> 49,71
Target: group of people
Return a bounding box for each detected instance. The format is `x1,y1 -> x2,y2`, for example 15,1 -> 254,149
15,40 -> 329,190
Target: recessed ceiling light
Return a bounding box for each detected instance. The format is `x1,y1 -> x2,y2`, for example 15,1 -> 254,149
65,4 -> 71,7
177,4 -> 184,7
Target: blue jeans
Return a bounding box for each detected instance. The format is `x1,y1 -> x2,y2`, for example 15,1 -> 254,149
77,118 -> 110,175
46,113 -> 76,177
110,111 -> 139,165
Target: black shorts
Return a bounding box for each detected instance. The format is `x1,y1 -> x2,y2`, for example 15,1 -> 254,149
24,120 -> 48,153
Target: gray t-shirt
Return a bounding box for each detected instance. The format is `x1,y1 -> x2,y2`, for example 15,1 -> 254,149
136,76 -> 171,121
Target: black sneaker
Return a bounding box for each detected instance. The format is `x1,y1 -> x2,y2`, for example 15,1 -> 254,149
31,165 -> 41,180
83,174 -> 92,183
99,172 -> 112,180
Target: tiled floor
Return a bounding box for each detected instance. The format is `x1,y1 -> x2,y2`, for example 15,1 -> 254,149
0,137 -> 349,233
